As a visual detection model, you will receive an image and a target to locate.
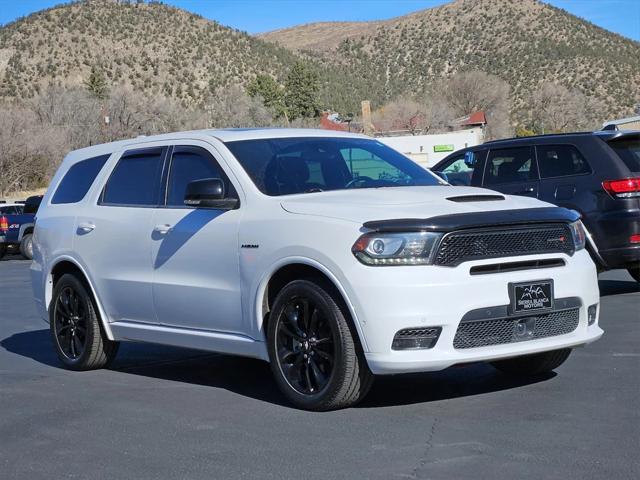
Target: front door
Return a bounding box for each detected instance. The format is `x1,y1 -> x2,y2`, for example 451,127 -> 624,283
151,144 -> 244,334
483,146 -> 540,198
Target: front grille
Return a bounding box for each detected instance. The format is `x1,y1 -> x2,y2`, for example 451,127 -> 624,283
434,224 -> 574,266
453,308 -> 579,349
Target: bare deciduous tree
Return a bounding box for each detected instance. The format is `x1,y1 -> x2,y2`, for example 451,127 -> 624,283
204,85 -> 276,128
435,70 -> 512,139
526,82 -> 603,133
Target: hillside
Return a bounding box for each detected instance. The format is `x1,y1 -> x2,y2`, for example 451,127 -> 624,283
262,0 -> 640,118
0,0 -> 374,112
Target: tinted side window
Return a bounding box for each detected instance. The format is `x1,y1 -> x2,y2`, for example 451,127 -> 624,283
537,145 -> 591,178
52,155 -> 110,204
485,147 -> 535,185
166,146 -> 231,207
102,148 -> 165,206
439,152 -> 477,186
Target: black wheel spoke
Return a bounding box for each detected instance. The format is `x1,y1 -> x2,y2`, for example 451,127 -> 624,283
279,322 -> 302,341
309,307 -> 320,335
301,299 -> 311,331
309,358 -> 327,387
314,348 -> 333,364
304,362 -> 314,393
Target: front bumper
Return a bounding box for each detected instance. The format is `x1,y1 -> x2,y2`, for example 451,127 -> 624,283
342,249 -> 602,375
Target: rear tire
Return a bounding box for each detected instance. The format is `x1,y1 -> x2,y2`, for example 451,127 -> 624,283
50,273 -> 119,371
490,348 -> 572,376
267,279 -> 373,411
19,233 -> 33,260
627,265 -> 640,283
0,243 -> 6,260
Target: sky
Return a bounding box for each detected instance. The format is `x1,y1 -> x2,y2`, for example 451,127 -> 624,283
0,0 -> 638,41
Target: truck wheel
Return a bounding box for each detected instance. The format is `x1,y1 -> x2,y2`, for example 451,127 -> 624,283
19,233 -> 33,260
628,266 -> 640,283
50,273 -> 119,371
267,279 -> 373,411
491,348 -> 572,376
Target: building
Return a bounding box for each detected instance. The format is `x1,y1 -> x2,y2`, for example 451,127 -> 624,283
603,115 -> 640,131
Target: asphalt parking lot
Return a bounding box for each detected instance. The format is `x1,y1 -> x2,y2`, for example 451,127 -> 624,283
1,256 -> 638,480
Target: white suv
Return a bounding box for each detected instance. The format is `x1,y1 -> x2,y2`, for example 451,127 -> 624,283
31,129 -> 603,410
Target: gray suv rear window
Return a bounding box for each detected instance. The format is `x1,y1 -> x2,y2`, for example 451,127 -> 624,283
52,154 -> 110,204
608,139 -> 640,173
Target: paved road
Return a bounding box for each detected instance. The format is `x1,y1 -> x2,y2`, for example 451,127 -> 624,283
1,257 -> 638,480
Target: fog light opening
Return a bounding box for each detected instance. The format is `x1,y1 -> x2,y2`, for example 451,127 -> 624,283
392,327 -> 442,350
588,304 -> 598,326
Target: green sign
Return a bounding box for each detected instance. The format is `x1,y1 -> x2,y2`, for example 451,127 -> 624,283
433,144 -> 455,153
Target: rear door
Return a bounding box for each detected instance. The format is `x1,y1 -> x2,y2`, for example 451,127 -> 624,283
535,144 -> 593,209
74,146 -> 167,324
482,146 -> 539,197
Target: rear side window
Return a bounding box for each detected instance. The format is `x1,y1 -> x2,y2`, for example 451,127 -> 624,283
536,145 -> 591,178
101,148 -> 165,206
608,139 -> 640,173
52,155 -> 110,204
485,147 -> 536,185
166,146 -> 232,207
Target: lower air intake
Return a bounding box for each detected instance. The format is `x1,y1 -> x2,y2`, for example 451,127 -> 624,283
392,327 -> 441,350
453,308 -> 579,349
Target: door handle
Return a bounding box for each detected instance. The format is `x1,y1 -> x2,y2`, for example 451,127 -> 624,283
77,222 -> 95,232
153,224 -> 173,234
514,187 -> 535,194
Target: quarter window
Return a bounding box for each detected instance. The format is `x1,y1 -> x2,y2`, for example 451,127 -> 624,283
101,148 -> 165,206
166,146 -> 232,207
537,145 -> 591,178
52,154 -> 110,204
485,147 -> 535,185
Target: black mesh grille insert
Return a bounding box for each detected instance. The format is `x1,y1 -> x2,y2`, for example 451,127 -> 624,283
453,308 -> 580,349
435,224 -> 574,266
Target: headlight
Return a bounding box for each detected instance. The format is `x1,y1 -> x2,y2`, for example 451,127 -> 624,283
352,232 -> 442,266
568,220 -> 586,251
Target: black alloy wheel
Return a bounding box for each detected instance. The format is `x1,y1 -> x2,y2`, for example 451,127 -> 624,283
50,274 -> 119,370
267,279 -> 373,411
275,296 -> 336,395
53,286 -> 88,360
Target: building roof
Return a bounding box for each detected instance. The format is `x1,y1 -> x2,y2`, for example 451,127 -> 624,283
452,111 -> 487,127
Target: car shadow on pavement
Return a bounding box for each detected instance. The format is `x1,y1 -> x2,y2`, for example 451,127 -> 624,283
2,328 -> 555,409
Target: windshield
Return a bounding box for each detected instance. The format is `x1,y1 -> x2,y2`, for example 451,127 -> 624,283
608,138 -> 640,173
225,137 -> 441,196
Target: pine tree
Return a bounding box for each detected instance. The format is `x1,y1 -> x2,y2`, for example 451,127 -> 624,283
84,65 -> 109,100
247,74 -> 286,118
284,62 -> 320,121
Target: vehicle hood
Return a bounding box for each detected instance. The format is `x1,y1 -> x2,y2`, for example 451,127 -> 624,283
280,186 -> 552,225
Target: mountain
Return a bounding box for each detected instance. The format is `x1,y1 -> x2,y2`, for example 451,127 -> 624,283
0,0 -> 637,122
262,0 -> 640,118
0,0 -> 373,112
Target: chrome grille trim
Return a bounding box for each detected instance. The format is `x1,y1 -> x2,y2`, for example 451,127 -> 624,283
434,224 -> 574,267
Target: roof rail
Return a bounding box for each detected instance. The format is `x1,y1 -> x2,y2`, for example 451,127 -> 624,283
483,131 -> 594,144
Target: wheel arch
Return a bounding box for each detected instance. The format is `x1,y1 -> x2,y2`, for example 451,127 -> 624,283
256,258 -> 368,352
48,258 -> 115,340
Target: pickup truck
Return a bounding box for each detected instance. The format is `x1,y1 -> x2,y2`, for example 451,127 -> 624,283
0,195 -> 42,260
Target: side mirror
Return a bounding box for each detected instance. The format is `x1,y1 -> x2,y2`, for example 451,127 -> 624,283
464,151 -> 476,167
184,178 -> 238,210
434,171 -> 449,182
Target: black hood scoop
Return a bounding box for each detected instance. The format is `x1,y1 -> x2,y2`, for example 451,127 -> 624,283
446,194 -> 505,202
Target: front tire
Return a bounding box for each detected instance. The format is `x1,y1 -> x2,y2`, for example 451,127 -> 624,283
490,348 -> 572,376
50,273 -> 119,370
627,265 -> 640,283
19,233 -> 33,260
267,279 -> 373,411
